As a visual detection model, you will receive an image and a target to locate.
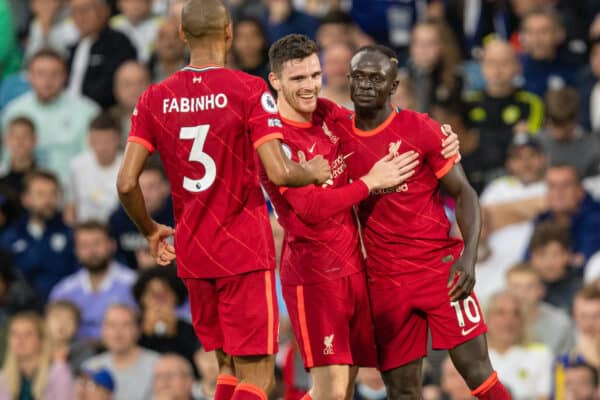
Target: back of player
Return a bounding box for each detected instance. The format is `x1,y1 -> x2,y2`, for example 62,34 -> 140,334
129,66 -> 281,359
130,66 -> 280,279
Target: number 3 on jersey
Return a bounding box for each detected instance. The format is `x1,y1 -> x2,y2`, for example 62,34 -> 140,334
179,125 -> 216,192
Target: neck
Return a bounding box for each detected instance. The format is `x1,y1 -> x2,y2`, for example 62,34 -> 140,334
19,356 -> 40,378
189,41 -> 227,69
112,346 -> 140,368
28,216 -> 46,229
88,266 -> 110,292
524,302 -> 539,320
354,103 -> 392,131
11,156 -> 34,172
486,84 -> 514,98
277,98 -> 312,123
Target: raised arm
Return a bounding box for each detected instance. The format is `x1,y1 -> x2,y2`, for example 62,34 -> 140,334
116,142 -> 175,266
439,164 -> 481,301
256,139 -> 331,187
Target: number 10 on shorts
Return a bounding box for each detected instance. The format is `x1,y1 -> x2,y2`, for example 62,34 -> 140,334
450,296 -> 481,328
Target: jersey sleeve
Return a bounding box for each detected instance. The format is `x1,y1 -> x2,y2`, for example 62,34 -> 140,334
316,98 -> 352,123
247,78 -> 283,149
419,114 -> 458,179
128,87 -> 157,153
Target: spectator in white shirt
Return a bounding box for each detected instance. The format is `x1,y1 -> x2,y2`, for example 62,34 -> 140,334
25,0 -> 79,59
486,291 -> 553,400
64,114 -> 123,224
110,0 -> 162,63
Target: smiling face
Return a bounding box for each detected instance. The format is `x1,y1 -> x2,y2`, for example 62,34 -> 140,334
349,50 -> 398,111
270,53 -> 322,118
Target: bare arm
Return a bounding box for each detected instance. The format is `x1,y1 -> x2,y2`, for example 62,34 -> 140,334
439,164 -> 481,301
116,142 -> 174,265
256,139 -> 331,187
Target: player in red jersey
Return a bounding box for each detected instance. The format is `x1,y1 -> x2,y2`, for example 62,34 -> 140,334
116,3 -> 331,400
261,35 -> 459,400
330,45 -> 511,400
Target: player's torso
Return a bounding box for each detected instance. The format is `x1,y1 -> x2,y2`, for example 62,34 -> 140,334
149,67 -> 274,277
337,109 -> 462,274
263,113 -> 363,285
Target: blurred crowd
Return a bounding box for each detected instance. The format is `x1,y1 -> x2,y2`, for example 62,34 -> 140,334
1,0 -> 600,399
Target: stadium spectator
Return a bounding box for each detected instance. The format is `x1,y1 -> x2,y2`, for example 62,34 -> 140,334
567,285 -> 600,368
579,37 -> 600,135
49,221 -> 136,340
534,164 -> 600,268
405,19 -> 463,113
264,0 -> 319,42
0,250 -> 36,330
439,355 -> 474,400
316,11 -> 355,50
153,353 -> 195,400
529,221 -> 583,312
110,0 -> 162,63
0,117 -> 37,193
320,41 -> 354,109
1,49 -> 99,184
109,161 -> 173,269
486,291 -> 553,400
108,61 -> 151,140
45,300 -> 96,373
480,136 -> 547,230
79,368 -> 115,400
25,0 -> 79,59
519,8 -> 578,96
133,266 -> 199,369
0,0 -> 22,79
0,311 -> 74,400
539,87 -> 600,178
83,304 -> 159,400
506,264 -> 574,355
232,17 -> 270,83
65,114 -> 123,224
465,40 -> 544,175
0,170 -> 76,303
148,19 -> 186,83
353,367 -> 387,400
67,0 -> 137,109
560,361 -> 599,400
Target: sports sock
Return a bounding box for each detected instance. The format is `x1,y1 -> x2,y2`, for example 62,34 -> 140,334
231,383 -> 268,400
471,371 -> 512,400
215,374 -> 238,400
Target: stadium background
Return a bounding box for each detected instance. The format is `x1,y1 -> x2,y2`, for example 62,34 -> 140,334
1,0 -> 600,399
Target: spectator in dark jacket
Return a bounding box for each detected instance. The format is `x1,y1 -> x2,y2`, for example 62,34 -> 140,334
67,0 -> 137,109
0,170 -> 76,303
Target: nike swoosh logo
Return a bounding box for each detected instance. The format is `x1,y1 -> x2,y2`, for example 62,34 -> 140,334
461,324 -> 480,336
343,152 -> 354,160
308,143 -> 316,153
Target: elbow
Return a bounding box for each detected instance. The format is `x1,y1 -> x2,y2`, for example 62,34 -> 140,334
116,174 -> 138,196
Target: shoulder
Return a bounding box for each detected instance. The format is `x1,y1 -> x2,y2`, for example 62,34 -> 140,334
524,342 -> 552,358
51,271 -> 83,296
3,91 -> 33,113
113,263 -> 137,284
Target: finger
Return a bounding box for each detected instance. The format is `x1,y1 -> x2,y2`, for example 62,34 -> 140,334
379,152 -> 395,162
397,170 -> 416,182
161,241 -> 176,255
447,267 -> 457,288
449,274 -> 467,299
298,151 -> 306,163
395,150 -> 417,161
398,160 -> 419,174
441,124 -> 451,136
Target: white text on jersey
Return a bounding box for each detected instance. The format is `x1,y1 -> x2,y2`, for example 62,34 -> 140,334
162,94 -> 228,114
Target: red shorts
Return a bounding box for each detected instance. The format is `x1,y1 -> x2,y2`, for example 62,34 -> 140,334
368,265 -> 487,371
283,272 -> 377,369
184,269 -> 278,356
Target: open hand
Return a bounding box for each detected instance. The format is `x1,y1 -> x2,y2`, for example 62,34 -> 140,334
361,151 -> 419,191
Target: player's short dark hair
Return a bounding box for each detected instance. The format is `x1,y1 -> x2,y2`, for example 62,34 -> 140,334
89,112 -> 121,134
46,300 -> 82,328
74,220 -> 112,239
28,48 -> 66,69
352,45 -> 399,77
23,169 -> 60,192
269,34 -> 319,75
318,10 -> 353,27
7,116 -> 36,135
545,86 -> 579,125
529,221 -> 571,253
133,266 -> 188,307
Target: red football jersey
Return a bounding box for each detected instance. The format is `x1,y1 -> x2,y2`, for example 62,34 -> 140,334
335,106 -> 463,276
129,65 -> 282,279
261,100 -> 365,285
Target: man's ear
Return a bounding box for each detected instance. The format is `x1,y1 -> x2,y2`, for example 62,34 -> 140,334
178,24 -> 188,43
390,78 -> 400,96
269,71 -> 281,92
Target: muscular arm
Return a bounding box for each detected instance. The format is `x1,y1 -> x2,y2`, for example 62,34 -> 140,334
440,164 -> 481,300
283,180 -> 369,224
116,142 -> 154,236
256,139 -> 330,187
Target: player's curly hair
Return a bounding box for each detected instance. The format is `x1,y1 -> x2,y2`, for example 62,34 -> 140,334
269,34 -> 318,75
